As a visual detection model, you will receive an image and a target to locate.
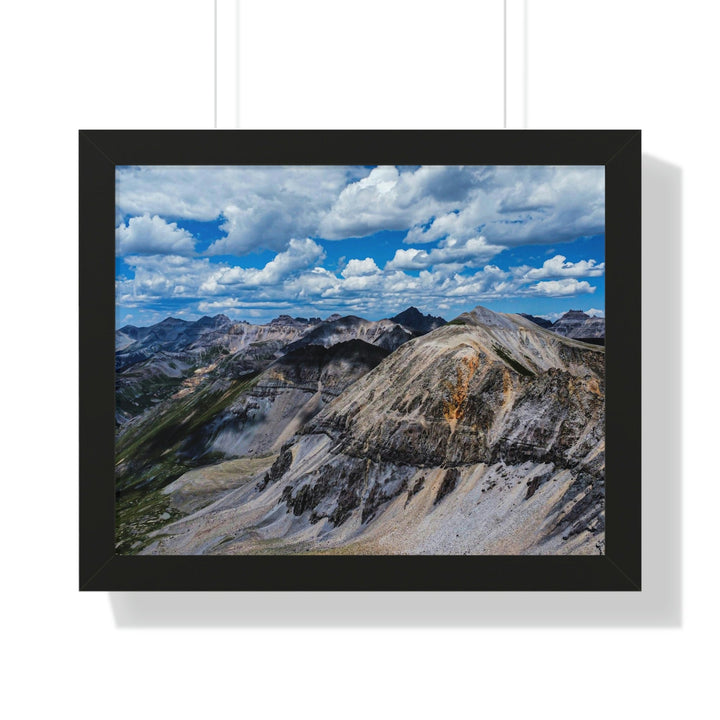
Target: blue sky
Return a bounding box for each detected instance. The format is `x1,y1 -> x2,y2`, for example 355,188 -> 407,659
115,165 -> 605,327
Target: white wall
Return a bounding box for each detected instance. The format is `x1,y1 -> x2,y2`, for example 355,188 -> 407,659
3,1 -> 717,718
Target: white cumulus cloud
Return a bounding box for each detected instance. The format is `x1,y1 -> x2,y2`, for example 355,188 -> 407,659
116,165 -> 369,256
200,238 -> 325,292
115,214 -> 196,255
116,165 -> 604,262
526,279 -> 596,297
341,257 -> 381,277
318,165 -> 483,240
515,254 -> 605,280
404,166 -> 604,249
386,235 -> 506,271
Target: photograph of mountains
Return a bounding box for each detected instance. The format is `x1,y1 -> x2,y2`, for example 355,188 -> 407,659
115,165 -> 605,555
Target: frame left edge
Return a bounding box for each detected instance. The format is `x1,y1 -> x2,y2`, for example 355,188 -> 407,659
79,131 -> 117,590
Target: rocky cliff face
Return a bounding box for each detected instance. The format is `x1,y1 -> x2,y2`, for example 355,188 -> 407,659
141,307 -> 605,557
203,340 -> 391,459
115,338 -> 388,489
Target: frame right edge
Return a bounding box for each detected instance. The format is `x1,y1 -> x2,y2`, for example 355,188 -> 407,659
604,130 -> 642,589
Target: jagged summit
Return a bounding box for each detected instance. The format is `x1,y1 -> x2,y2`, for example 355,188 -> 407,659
390,306 -> 446,334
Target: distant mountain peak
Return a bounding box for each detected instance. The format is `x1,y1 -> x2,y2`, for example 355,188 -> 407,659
394,305 -> 421,317
391,306 -> 446,334
195,314 -> 231,328
268,314 -> 320,327
552,309 -> 605,342
558,310 -> 590,321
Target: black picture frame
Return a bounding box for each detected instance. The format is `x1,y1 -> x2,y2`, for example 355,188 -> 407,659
79,129 -> 641,591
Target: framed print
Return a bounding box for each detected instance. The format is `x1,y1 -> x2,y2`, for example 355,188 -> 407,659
79,130 -> 641,591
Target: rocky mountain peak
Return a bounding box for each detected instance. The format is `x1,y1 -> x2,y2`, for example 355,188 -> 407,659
552,310 -> 605,341
466,305 -> 517,330
561,310 -> 590,320
156,316 -> 188,326
391,306 -> 446,334
392,306 -> 423,321
195,314 -> 231,328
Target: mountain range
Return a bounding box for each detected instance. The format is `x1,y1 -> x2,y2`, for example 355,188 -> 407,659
115,307 -> 446,425
115,306 -> 605,556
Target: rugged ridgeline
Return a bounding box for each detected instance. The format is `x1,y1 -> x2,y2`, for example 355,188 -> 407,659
115,310 -> 441,425
522,310 -> 605,345
137,307 -> 606,557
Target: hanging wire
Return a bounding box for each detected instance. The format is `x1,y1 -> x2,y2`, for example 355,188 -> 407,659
214,0 -> 218,128
503,0 -> 507,128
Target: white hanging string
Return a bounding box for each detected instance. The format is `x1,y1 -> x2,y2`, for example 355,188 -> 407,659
235,0 -> 240,128
503,0 -> 507,129
214,0 -> 218,128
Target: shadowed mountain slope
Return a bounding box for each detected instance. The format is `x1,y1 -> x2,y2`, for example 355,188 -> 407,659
115,338 -> 389,552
